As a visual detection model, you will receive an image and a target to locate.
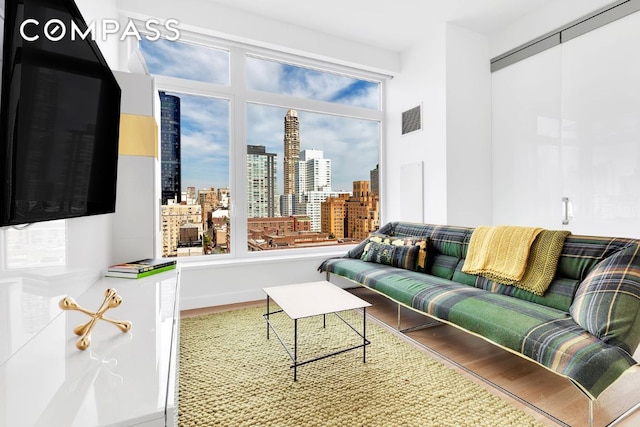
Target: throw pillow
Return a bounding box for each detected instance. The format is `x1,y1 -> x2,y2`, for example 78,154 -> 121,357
570,244 -> 640,354
346,232 -> 387,259
415,239 -> 428,272
361,241 -> 396,265
348,233 -> 401,260
360,240 -> 424,271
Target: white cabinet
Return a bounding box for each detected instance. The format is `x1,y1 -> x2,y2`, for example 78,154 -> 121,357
0,271 -> 180,427
560,11 -> 640,237
492,46 -> 563,230
492,11 -> 640,238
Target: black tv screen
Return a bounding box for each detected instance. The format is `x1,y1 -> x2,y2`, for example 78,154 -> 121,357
0,0 -> 121,226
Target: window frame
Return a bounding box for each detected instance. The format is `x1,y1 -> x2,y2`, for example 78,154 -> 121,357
141,30 -> 386,262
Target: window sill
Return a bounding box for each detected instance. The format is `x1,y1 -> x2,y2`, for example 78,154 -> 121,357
177,245 -> 349,270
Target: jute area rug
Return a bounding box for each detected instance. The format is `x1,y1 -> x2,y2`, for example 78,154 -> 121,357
179,306 -> 545,427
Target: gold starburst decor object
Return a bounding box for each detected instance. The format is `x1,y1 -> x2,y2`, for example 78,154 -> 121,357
59,288 -> 133,350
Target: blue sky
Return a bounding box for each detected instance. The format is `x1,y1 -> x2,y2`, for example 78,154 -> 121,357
140,39 -> 379,194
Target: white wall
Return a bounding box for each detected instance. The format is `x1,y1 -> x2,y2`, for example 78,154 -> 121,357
445,24 -> 492,227
65,216 -> 113,281
180,255 -> 333,309
112,71 -> 161,263
384,23 -> 492,227
385,23 -> 448,224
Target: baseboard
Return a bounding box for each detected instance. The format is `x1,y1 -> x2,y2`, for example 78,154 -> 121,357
179,288 -> 265,311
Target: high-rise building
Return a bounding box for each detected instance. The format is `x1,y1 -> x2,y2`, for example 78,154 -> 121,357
370,164 -> 379,194
247,145 -> 277,218
186,186 -> 197,202
298,190 -> 348,232
346,180 -> 379,239
294,149 -> 342,231
197,187 -> 218,223
160,199 -> 202,257
159,92 -> 181,204
321,194 -> 350,239
298,149 -> 331,192
282,109 -> 300,216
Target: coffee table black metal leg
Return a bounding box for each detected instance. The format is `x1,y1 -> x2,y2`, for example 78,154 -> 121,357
363,307 -> 367,363
294,319 -> 298,381
266,296 -> 270,339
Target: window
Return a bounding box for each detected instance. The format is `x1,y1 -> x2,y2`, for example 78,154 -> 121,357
139,36 -> 384,259
247,104 -> 380,250
157,92 -> 230,257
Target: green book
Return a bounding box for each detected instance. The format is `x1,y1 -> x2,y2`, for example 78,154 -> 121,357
105,263 -> 176,279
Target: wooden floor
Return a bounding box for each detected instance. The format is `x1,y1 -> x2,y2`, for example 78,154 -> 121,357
182,287 -> 640,427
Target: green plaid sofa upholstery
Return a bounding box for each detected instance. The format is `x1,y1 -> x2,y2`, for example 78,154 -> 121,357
319,222 -> 640,400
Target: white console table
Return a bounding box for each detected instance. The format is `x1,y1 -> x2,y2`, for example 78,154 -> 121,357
0,270 -> 180,427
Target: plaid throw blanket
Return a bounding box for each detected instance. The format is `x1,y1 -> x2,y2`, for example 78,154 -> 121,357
462,225 -> 543,283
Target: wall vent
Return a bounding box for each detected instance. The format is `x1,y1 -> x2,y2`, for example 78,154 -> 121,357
401,105 -> 422,135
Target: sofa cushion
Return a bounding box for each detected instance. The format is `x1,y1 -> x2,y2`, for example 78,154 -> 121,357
428,253 -> 460,280
570,244 -> 640,354
392,223 -> 470,258
453,260 -> 580,313
557,235 -> 633,281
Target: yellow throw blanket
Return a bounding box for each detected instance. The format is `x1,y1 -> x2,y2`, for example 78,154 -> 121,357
462,225 -> 543,283
512,229 -> 571,295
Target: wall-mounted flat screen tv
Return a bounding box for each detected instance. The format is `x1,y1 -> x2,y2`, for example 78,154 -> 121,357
0,0 -> 121,226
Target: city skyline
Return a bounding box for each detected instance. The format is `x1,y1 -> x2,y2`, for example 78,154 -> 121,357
140,38 -> 380,195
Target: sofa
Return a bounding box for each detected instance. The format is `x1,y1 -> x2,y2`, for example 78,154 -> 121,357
319,222 -> 640,415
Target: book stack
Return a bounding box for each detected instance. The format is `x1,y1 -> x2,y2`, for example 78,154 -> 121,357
105,258 -> 177,279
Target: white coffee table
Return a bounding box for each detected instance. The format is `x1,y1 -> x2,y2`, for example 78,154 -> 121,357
263,281 -> 372,380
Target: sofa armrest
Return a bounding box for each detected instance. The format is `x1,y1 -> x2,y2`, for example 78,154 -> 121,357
570,244 -> 640,355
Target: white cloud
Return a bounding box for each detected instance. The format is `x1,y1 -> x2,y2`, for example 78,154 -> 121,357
181,132 -> 226,155
246,57 -> 283,93
246,57 -> 378,109
141,39 -> 229,85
